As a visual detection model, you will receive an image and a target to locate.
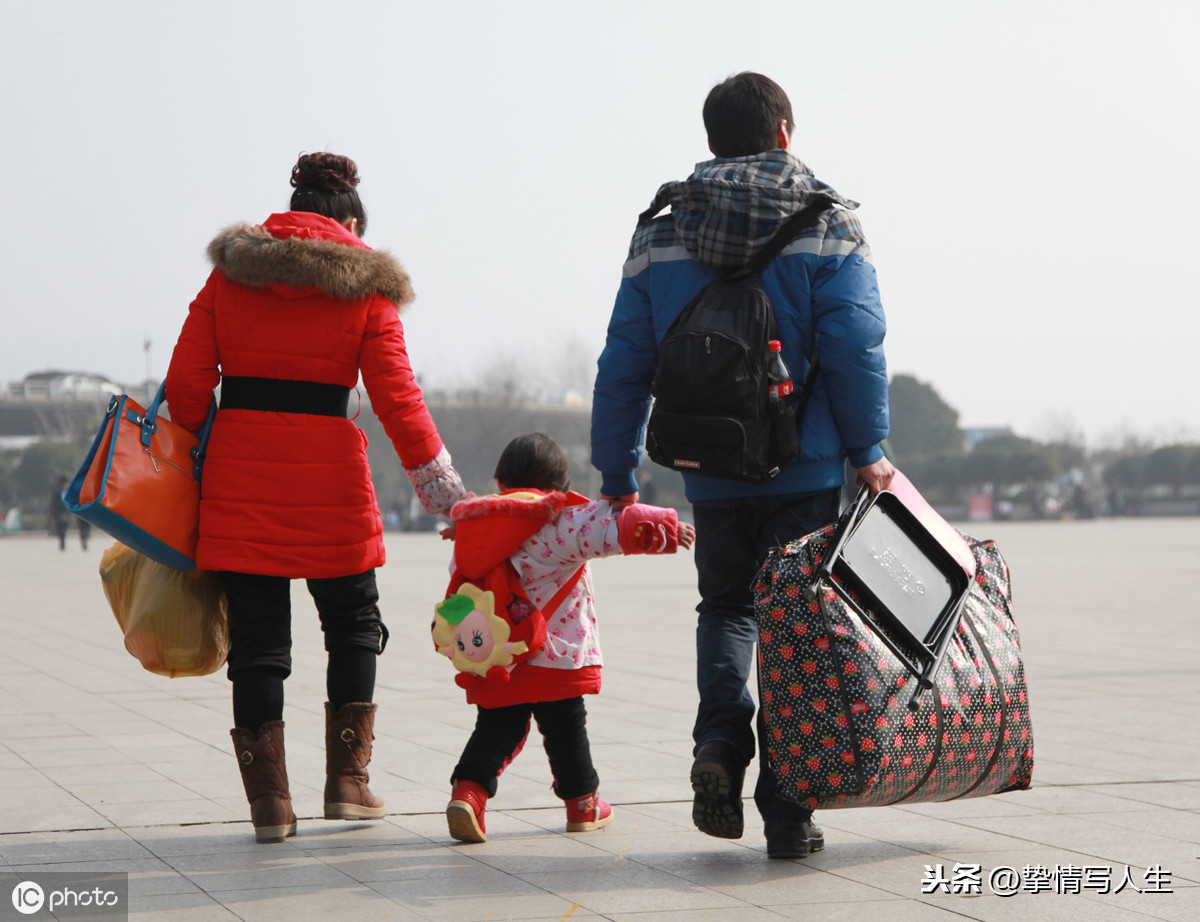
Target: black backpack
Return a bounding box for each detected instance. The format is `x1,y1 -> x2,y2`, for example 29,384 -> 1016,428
645,198 -> 829,483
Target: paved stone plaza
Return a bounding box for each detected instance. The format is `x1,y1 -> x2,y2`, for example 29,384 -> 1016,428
1,517 -> 1197,921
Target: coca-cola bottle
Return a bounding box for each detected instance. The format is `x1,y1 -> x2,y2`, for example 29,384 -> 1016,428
767,339 -> 793,402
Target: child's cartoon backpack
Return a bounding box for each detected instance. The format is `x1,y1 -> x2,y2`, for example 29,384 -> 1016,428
432,490 -> 586,690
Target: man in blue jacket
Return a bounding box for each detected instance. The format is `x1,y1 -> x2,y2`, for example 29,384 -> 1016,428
591,72 -> 895,858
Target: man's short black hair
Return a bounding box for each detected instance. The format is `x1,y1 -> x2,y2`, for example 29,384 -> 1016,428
703,72 -> 794,158
494,432 -> 571,493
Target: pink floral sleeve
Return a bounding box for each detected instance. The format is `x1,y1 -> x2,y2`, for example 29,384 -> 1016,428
405,446 -> 466,515
541,501 -> 622,566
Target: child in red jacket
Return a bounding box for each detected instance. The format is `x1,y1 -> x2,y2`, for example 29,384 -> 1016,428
436,433 -> 694,843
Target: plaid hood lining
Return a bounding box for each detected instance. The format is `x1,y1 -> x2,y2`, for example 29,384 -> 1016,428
641,150 -> 859,271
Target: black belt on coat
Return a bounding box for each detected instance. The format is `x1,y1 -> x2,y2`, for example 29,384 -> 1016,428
219,376 -> 350,418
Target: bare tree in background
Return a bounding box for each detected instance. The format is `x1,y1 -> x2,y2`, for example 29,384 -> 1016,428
1033,412 -> 1087,449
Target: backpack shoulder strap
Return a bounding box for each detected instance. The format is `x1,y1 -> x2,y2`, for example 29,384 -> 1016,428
540,564 -> 587,616
729,196 -> 833,280
637,195 -> 668,226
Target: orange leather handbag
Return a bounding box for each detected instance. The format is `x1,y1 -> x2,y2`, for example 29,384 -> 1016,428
64,383 -> 215,571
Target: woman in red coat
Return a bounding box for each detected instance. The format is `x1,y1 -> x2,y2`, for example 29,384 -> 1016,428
166,152 -> 465,843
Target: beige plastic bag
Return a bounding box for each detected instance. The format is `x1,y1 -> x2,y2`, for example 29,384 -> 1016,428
99,542 -> 229,677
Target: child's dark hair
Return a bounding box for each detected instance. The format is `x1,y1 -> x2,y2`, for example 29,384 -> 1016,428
494,433 -> 571,493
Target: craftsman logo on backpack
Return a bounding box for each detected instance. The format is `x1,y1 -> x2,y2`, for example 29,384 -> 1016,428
645,198 -> 829,483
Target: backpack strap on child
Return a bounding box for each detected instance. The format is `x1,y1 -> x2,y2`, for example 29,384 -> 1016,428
543,564 -> 587,616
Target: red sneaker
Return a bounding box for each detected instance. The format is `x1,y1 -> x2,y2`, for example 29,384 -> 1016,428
564,792 -> 613,832
447,781 -> 487,843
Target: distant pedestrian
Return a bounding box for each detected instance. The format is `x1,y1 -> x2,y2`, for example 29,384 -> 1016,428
76,515 -> 91,550
637,469 -> 659,506
48,475 -> 69,551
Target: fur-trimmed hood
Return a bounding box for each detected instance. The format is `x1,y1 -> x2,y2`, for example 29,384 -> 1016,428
451,490 -> 569,525
207,212 -> 414,308
450,489 -> 589,579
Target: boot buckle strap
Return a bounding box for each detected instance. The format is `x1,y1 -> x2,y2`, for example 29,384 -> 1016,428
340,728 -> 357,745
240,751 -> 254,766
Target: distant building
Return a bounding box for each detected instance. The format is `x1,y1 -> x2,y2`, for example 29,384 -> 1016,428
0,370 -> 125,447
5,370 -> 122,401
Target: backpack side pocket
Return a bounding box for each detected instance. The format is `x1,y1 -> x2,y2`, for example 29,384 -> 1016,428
768,398 -> 799,469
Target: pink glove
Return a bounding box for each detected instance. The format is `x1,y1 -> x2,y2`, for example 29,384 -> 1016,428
617,503 -> 679,555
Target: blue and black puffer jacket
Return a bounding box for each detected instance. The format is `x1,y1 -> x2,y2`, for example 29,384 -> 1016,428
591,149 -> 889,503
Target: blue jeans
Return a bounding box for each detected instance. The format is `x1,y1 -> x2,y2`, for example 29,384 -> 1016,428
692,489 -> 840,824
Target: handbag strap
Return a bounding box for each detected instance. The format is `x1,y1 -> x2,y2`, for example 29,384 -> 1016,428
143,381 -> 217,480
141,381 -> 169,448
190,399 -> 217,481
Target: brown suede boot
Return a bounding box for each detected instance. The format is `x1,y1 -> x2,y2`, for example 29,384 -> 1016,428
324,702 -> 387,820
230,721 -> 297,843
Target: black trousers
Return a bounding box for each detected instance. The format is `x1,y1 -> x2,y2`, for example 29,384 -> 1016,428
220,569 -> 388,727
452,697 -> 599,801
221,569 -> 387,675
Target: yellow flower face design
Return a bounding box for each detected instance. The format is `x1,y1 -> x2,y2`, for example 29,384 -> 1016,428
452,607 -> 496,663
433,582 -> 529,677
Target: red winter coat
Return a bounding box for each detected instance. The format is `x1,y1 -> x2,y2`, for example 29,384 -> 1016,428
442,490 -> 682,708
166,211 -> 444,578
446,490 -> 599,708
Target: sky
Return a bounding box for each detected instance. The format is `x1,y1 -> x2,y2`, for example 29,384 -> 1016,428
2,0 -> 1197,449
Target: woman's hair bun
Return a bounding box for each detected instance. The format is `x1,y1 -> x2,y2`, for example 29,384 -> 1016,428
290,152 -> 360,194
